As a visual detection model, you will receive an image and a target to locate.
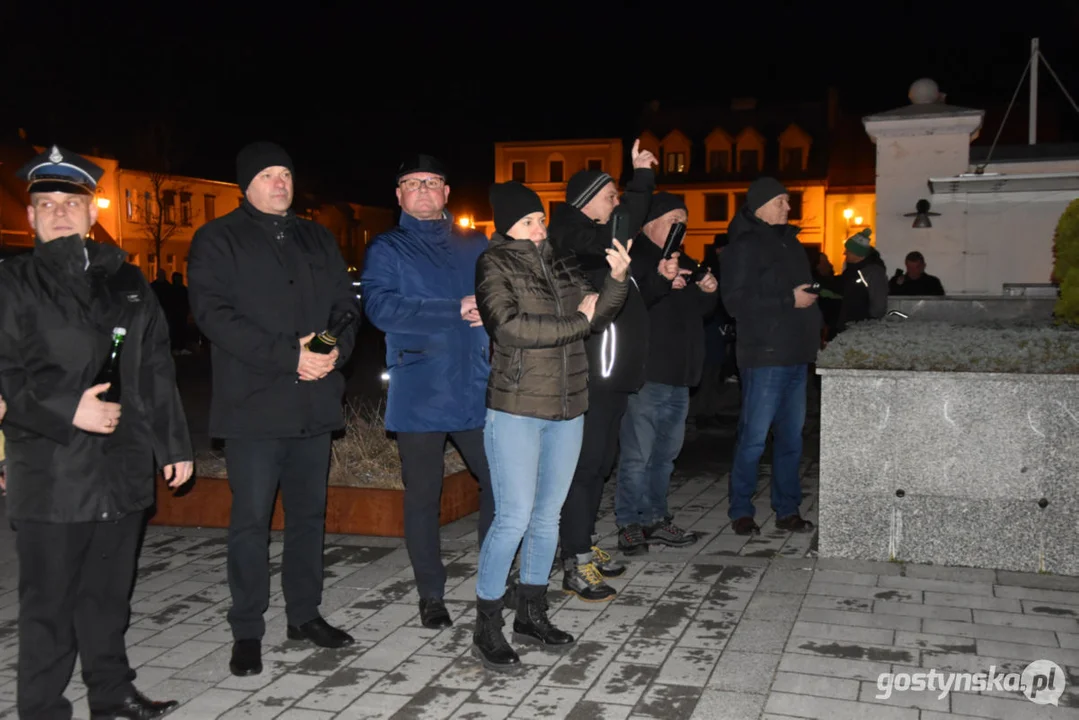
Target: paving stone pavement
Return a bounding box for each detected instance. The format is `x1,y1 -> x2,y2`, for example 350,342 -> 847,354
1,421 -> 1079,718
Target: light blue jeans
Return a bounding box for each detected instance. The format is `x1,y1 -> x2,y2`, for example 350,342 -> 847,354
475,409 -> 584,601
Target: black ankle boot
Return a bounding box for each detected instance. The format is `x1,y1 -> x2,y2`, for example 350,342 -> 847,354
513,583 -> 575,650
471,598 -> 521,672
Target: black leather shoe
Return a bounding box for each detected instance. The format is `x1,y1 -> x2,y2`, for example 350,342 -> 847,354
287,616 -> 354,648
229,638 -> 262,677
419,598 -> 453,629
90,689 -> 178,719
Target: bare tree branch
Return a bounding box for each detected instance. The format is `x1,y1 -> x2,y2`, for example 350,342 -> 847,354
132,124 -> 199,274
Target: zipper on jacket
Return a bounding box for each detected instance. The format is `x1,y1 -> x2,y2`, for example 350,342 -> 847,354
536,245 -> 569,418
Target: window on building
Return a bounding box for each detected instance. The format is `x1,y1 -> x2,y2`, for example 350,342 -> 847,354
549,200 -> 565,218
125,189 -> 135,220
784,147 -> 804,172
738,149 -> 760,173
788,191 -> 804,220
704,193 -> 730,222
587,158 -> 603,171
180,192 -> 192,225
204,194 -> 216,221
511,161 -> 526,183
162,190 -> 176,223
549,160 -> 564,183
665,152 -> 686,174
148,253 -> 157,278
708,150 -> 730,174
144,191 -> 152,220
734,192 -> 748,212
128,253 -> 139,266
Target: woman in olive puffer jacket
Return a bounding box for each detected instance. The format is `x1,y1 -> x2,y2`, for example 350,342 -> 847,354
470,181 -> 630,672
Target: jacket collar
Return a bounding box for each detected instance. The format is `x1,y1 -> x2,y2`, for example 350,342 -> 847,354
400,209 -> 453,236
34,235 -> 126,278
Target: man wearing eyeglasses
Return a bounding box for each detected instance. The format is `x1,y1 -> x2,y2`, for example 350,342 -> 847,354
360,154 -> 494,630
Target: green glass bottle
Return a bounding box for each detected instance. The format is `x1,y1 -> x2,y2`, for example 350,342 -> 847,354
93,327 -> 127,403
307,311 -> 357,354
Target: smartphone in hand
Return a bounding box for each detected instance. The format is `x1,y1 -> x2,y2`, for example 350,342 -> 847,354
662,222 -> 687,259
610,208 -> 630,246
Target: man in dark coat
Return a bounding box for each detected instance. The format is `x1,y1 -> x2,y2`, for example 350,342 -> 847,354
0,145 -> 192,719
361,154 -> 494,629
720,177 -> 820,536
188,142 -> 360,677
614,193 -> 718,553
547,139 -> 673,600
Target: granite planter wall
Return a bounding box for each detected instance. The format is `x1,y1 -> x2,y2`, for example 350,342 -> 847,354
817,369 -> 1079,574
886,295 -> 1056,323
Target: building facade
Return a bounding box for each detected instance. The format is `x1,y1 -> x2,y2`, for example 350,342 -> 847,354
864,78 -> 1079,294
0,138 -> 395,278
479,95 -> 877,269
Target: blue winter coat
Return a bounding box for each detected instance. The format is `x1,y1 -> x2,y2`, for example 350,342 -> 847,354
361,213 -> 490,433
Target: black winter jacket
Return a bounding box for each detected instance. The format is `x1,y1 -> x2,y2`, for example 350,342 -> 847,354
548,168 -> 658,393
0,237 -> 191,523
720,206 -> 822,369
631,236 -> 718,387
188,202 -> 359,439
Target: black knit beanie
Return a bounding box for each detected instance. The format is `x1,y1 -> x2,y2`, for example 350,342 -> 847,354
236,141 -> 294,192
565,169 -> 614,209
644,192 -> 688,224
746,177 -> 789,213
490,182 -> 545,236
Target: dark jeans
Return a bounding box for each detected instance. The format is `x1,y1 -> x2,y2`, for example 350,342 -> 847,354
225,434 -> 332,640
15,512 -> 142,720
728,364 -> 807,521
615,382 -> 690,528
398,429 -> 494,600
559,387 -> 629,559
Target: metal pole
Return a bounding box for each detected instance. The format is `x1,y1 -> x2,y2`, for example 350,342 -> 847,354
1030,37 -> 1039,145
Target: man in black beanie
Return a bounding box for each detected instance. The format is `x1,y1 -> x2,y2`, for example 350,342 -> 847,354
188,141 -> 361,677
547,139 -> 678,602
720,177 -> 820,537
613,192 -> 717,556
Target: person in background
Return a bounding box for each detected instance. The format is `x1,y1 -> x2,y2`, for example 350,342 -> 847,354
889,250 -> 945,296
471,181 -> 630,672
360,154 -> 495,629
547,139 -> 666,602
614,193 -> 717,554
832,228 -> 888,336
721,177 -> 820,537
169,272 -> 191,355
690,233 -> 732,426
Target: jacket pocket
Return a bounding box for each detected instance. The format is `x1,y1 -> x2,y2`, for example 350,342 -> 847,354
511,348 -> 523,385
394,349 -> 426,368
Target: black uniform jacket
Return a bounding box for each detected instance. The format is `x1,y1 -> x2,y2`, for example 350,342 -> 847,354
0,236 -> 192,523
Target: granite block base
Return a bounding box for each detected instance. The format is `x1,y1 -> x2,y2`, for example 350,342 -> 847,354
817,369 -> 1079,575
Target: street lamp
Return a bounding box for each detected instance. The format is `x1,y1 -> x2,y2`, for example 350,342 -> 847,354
843,208 -> 854,221
96,188 -> 110,209
904,199 -> 940,229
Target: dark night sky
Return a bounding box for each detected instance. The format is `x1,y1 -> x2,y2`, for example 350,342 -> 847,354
3,1 -> 1079,219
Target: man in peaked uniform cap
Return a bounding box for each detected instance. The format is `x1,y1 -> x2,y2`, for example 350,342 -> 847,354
2,144 -> 192,718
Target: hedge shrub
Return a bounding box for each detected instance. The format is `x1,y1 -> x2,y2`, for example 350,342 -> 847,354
1053,198 -> 1079,325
